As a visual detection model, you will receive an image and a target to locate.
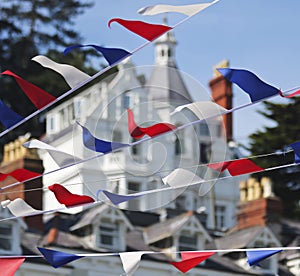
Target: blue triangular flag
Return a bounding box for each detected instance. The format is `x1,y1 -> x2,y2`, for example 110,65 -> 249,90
98,189 -> 142,205
217,68 -> 279,102
38,247 -> 83,268
246,249 -> 281,266
289,141 -> 300,163
77,122 -> 129,153
0,100 -> 23,129
64,44 -> 131,66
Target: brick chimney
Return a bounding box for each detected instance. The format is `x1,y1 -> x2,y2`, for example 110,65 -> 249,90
237,177 -> 283,230
0,135 -> 44,232
209,60 -> 233,142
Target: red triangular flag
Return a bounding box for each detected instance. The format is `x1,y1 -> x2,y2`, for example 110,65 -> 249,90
0,168 -> 41,182
1,70 -> 56,109
0,258 -> 25,276
208,159 -> 264,176
170,252 -> 215,273
108,18 -> 172,41
48,183 -> 95,207
127,109 -> 176,138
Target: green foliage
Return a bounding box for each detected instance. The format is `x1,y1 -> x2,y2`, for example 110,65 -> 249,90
248,98 -> 300,218
0,0 -> 97,146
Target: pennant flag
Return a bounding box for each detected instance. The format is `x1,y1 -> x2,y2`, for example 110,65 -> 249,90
64,45 -> 132,66
77,122 -> 128,153
23,139 -> 82,167
162,168 -> 204,188
0,99 -> 23,129
98,189 -> 142,205
246,249 -> 281,266
1,70 -> 56,109
138,1 -> 218,17
32,55 -> 90,89
208,158 -> 264,176
170,252 -> 215,273
280,89 -> 300,98
119,252 -> 145,276
38,247 -> 83,268
128,109 -> 176,138
0,168 -> 41,182
171,101 -> 227,120
289,141 -> 300,163
108,18 -> 172,41
0,258 -> 25,276
217,68 -> 280,102
48,183 -> 95,207
1,198 -> 41,217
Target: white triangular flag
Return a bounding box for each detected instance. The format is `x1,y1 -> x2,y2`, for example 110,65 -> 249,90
23,139 -> 82,167
2,198 -> 41,217
119,252 -> 145,276
162,168 -> 204,188
32,55 -> 90,88
138,1 -> 219,17
171,101 -> 227,120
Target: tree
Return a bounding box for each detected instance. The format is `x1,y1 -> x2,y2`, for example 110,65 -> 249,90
0,0 -> 97,145
247,98 -> 300,219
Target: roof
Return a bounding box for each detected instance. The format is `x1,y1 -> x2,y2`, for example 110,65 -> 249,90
146,65 -> 193,106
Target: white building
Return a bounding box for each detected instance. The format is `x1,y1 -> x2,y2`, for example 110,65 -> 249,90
42,29 -> 241,231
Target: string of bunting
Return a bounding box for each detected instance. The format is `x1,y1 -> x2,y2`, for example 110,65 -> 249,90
0,246 -> 299,276
1,1 -> 299,275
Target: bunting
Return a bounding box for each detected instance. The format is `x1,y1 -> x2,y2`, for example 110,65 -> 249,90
289,141 -> 300,163
119,252 -> 145,276
246,249 -> 282,266
128,109 -> 176,138
0,258 -> 25,276
77,122 -> 129,153
1,198 -> 41,217
32,55 -> 90,89
217,68 -> 280,102
208,158 -> 264,176
138,1 -> 219,17
170,252 -> 215,273
48,183 -> 95,207
1,70 -> 56,109
0,168 -> 41,183
0,100 -> 23,129
171,101 -> 227,120
64,44 -> 132,66
38,247 -> 83,268
23,139 -> 82,167
162,168 -> 204,188
108,18 -> 172,41
98,189 -> 142,205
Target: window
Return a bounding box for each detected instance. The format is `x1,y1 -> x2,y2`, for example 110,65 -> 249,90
200,122 -> 210,136
0,224 -> 12,251
179,233 -> 198,251
113,130 -> 122,142
123,93 -> 131,109
128,182 -> 140,210
48,115 -> 56,133
74,98 -> 82,118
215,205 -> 226,229
131,138 -> 141,156
200,143 -> 211,163
175,128 -> 185,155
98,222 -> 120,250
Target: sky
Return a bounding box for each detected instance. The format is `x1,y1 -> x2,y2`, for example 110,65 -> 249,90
74,0 -> 300,148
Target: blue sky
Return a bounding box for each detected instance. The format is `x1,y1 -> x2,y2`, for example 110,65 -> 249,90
74,0 -> 300,147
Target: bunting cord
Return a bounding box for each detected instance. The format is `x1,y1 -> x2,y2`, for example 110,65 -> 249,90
0,160 -> 298,223
0,246 -> 299,259
0,116 -> 294,192
0,147 -> 293,197
0,2 -> 219,139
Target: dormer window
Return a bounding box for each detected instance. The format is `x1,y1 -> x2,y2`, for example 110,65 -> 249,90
98,222 -> 120,250
179,232 -> 198,251
0,223 -> 13,252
